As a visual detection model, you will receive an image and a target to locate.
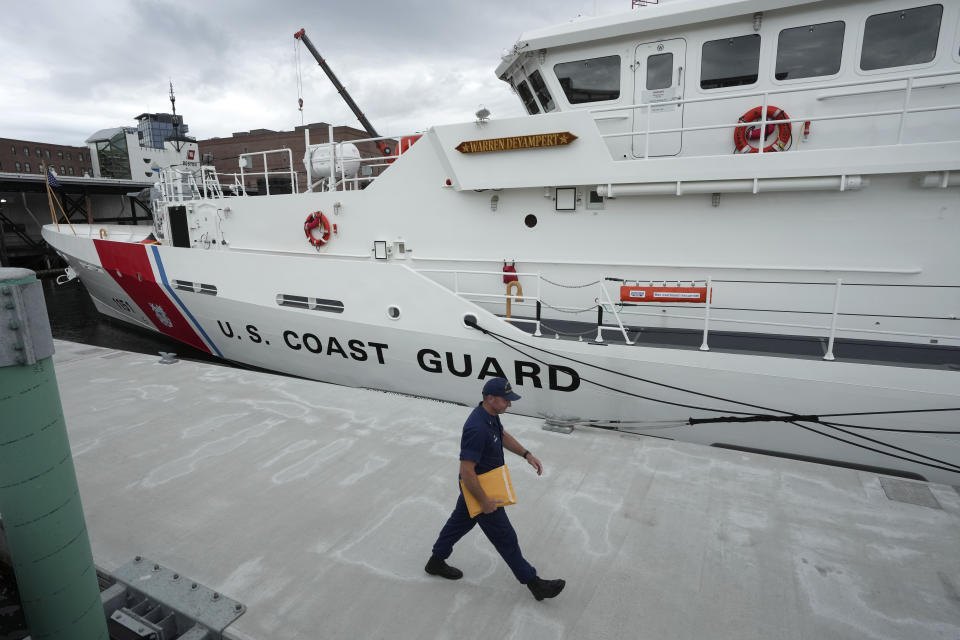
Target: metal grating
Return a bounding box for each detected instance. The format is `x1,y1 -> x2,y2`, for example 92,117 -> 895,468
880,477 -> 942,509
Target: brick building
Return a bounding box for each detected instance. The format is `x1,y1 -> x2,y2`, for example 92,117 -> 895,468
197,122 -> 394,193
0,137 -> 93,178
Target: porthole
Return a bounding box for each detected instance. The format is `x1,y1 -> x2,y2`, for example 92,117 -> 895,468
463,313 -> 478,328
387,305 -> 401,320
524,214 -> 538,228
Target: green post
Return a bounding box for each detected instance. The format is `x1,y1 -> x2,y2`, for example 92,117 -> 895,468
0,268 -> 108,640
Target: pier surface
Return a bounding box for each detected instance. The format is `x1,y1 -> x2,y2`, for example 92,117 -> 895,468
52,340 -> 960,640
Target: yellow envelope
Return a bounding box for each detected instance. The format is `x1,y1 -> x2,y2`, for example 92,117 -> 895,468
460,464 -> 517,518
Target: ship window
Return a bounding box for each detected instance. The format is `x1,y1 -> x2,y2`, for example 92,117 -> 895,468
276,294 -> 344,313
528,70 -> 556,112
646,52 -> 674,90
516,80 -> 540,114
554,55 -> 621,104
776,22 -> 845,80
861,5 -> 942,70
701,34 -> 761,89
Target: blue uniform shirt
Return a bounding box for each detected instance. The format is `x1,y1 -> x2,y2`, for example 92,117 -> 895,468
460,403 -> 505,475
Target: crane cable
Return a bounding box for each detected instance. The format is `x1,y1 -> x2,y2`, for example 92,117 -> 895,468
294,39 -> 305,126
466,319 -> 960,474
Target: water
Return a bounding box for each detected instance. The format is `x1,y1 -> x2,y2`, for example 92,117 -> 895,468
41,277 -> 222,362
0,565 -> 27,639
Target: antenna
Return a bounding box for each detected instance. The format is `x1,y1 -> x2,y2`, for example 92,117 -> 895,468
169,80 -> 183,153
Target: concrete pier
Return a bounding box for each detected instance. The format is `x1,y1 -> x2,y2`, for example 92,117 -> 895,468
51,340 -> 960,640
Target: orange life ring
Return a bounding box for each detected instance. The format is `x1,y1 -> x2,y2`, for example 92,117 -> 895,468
304,211 -> 331,247
733,106 -> 792,153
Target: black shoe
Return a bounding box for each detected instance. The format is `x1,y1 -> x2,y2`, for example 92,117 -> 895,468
425,555 -> 463,580
527,576 -> 565,601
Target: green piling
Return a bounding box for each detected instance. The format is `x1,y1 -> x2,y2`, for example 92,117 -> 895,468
0,268 -> 108,640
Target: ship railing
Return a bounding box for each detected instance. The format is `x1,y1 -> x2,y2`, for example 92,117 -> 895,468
156,167 -> 203,203
416,268 -> 547,337
199,166 -> 224,199
417,268 -> 959,359
238,149 -> 299,196
332,135 -> 400,193
590,69 -> 960,159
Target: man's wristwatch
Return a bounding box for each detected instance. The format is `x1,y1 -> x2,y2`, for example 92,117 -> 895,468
522,450 -> 531,460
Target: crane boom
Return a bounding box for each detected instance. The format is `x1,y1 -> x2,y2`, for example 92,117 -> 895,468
294,28 -> 392,155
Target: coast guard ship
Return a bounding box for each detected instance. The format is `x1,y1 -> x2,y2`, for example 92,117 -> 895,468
44,0 -> 960,483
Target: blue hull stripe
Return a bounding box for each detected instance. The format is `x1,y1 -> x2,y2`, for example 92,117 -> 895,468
151,245 -> 224,358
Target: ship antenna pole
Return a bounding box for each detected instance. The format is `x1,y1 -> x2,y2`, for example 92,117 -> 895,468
169,80 -> 183,153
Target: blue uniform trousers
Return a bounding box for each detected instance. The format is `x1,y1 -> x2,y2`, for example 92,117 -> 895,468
431,491 -> 537,584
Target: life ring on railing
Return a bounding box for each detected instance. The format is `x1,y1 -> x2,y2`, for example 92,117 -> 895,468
733,106 -> 792,153
304,211 -> 331,247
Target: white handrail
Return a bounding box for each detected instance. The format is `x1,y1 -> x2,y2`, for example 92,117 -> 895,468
592,68 -> 960,158
417,266 -> 959,350
590,69 -> 960,115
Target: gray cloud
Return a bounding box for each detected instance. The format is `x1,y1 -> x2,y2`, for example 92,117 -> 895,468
3,0 -> 622,144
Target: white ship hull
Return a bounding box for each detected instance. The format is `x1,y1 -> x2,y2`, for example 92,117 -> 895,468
43,0 -> 960,483
43,221 -> 960,484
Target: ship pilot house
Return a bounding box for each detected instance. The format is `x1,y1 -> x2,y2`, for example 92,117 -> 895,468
496,0 -> 956,161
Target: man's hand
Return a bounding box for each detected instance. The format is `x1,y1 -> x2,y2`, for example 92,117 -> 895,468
482,497 -> 505,514
526,453 -> 543,476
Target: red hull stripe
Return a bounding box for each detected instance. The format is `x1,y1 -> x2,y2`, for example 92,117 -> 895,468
94,240 -> 212,353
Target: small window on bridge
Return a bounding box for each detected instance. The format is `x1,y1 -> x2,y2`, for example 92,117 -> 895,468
701,34 -> 761,89
776,21 -> 845,80
516,80 -> 540,114
528,70 -> 556,112
861,4 -> 942,71
554,55 -> 621,104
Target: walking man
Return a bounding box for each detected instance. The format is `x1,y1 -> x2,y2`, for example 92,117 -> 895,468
425,377 -> 565,601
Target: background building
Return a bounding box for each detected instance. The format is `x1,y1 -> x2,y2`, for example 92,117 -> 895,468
87,112 -> 198,180
0,138 -> 92,178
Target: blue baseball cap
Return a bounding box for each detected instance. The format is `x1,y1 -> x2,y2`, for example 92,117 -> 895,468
482,377 -> 521,401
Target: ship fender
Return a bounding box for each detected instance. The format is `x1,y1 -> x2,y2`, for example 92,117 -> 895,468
304,211 -> 332,248
734,106 -> 791,153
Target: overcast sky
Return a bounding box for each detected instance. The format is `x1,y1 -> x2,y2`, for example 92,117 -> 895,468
2,0 -> 641,146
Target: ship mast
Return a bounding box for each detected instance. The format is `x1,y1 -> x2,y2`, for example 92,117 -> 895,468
169,81 -> 183,153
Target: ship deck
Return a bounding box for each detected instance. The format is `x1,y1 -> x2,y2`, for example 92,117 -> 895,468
503,314 -> 960,370
47,339 -> 960,640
